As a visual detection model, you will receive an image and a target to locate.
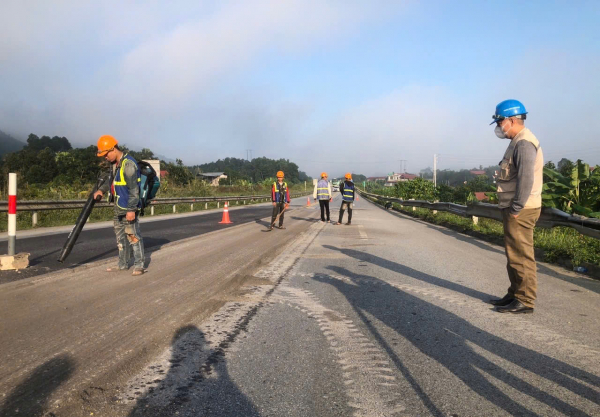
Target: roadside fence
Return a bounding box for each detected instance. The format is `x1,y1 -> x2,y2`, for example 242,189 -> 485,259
358,189 -> 600,240
0,193 -> 309,227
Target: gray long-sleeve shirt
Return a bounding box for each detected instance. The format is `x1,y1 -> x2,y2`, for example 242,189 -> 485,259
510,140 -> 537,215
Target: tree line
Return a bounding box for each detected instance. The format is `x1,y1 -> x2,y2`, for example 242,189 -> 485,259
193,157 -> 311,185
0,134 -> 313,196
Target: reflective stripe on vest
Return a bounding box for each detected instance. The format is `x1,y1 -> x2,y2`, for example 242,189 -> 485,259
316,179 -> 329,199
273,181 -> 288,203
342,182 -> 355,201
114,154 -> 141,210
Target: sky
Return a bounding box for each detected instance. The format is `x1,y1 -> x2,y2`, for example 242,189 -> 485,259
1,0 -> 599,177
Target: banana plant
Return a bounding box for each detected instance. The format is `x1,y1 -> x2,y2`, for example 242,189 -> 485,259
543,160 -> 600,218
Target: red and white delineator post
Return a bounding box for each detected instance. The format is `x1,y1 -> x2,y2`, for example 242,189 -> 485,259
1,173 -> 28,270
8,173 -> 17,256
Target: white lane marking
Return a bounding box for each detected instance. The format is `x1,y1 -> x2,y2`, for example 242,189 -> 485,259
358,224 -> 368,240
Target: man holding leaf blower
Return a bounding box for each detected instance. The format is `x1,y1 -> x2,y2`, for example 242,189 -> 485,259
93,135 -> 145,276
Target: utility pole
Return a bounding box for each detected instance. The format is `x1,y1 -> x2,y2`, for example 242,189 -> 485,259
399,159 -> 407,173
433,154 -> 438,188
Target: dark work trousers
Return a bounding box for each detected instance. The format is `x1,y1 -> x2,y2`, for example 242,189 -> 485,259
502,207 -> 541,308
319,199 -> 330,221
338,201 -> 353,224
271,202 -> 286,227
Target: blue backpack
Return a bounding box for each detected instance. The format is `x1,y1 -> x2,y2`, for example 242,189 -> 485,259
138,161 -> 160,216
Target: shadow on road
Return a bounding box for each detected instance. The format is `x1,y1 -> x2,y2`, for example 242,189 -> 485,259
254,218 -> 271,228
291,216 -> 319,223
371,201 -> 506,252
322,245 -> 493,302
128,325 -> 259,417
424,223 -> 505,255
29,247 -> 63,266
537,263 -> 600,295
0,354 -> 76,417
316,266 -> 600,417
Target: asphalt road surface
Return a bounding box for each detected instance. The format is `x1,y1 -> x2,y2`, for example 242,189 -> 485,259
1,195 -> 598,416
0,196 -> 314,283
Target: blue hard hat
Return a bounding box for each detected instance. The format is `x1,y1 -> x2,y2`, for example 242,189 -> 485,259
490,99 -> 527,125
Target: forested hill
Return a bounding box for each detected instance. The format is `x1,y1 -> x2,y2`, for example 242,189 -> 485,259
0,130 -> 25,157
194,157 -> 311,184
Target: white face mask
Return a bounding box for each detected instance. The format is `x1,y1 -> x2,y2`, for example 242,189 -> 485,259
494,125 -> 507,139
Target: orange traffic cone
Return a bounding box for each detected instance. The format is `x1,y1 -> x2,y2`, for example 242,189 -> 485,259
307,196 -> 311,206
356,193 -> 360,201
219,201 -> 233,224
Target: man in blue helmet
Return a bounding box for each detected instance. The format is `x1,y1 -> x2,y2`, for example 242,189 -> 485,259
489,100 -> 544,314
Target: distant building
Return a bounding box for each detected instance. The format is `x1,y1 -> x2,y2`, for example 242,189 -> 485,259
196,172 -> 228,186
470,170 -> 487,176
367,176 -> 386,182
384,172 -> 418,187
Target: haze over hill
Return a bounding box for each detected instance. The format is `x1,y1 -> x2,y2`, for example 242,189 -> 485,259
0,130 -> 25,157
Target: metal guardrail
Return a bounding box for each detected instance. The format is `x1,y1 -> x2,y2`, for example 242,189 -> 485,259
0,195 -> 279,212
0,193 -> 310,228
358,189 -> 600,240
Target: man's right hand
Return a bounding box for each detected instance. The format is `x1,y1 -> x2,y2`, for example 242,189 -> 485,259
272,202 -> 276,206
93,190 -> 104,200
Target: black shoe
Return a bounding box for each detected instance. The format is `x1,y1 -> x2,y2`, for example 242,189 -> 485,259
496,299 -> 534,314
490,294 -> 515,306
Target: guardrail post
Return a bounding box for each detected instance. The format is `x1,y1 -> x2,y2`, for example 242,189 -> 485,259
32,211 -> 38,227
472,216 -> 479,225
217,202 -> 220,209
151,206 -> 154,216
8,173 -> 17,255
205,203 -> 208,210
173,204 -> 176,213
409,198 -> 416,211
190,203 -> 194,211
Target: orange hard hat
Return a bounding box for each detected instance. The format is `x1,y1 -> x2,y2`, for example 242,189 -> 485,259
97,135 -> 118,156
321,172 -> 328,178
276,170 -> 284,178
345,173 -> 352,180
